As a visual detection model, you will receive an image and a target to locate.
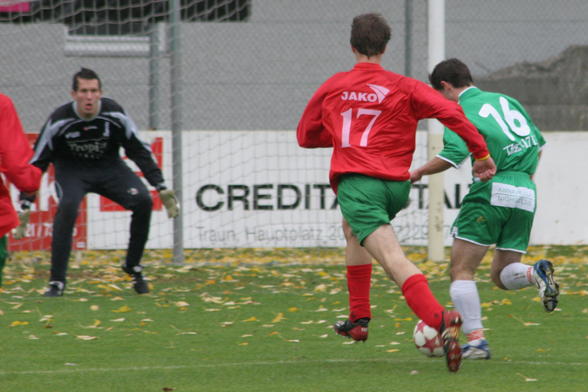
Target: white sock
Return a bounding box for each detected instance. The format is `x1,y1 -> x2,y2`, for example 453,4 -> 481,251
450,280 -> 483,334
500,263 -> 533,290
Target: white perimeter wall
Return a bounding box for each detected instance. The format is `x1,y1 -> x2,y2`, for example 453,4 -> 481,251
83,130 -> 586,249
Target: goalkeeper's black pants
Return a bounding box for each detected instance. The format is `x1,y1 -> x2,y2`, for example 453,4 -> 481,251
50,162 -> 153,283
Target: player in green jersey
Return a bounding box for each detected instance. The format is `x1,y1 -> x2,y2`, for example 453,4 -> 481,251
410,58 -> 559,360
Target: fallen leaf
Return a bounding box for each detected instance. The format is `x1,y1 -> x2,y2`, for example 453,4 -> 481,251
76,335 -> 97,341
112,305 -> 132,313
272,313 -> 285,323
517,373 -> 538,382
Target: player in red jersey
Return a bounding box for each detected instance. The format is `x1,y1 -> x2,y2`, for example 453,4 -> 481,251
0,93 -> 42,286
297,13 -> 496,372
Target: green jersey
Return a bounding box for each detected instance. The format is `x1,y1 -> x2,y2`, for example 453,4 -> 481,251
438,87 -> 545,175
440,87 -> 544,250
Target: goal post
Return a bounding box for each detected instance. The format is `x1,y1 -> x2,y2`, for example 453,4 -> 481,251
427,0 -> 446,261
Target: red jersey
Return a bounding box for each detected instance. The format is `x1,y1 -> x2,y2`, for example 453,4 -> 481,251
0,94 -> 42,236
297,62 -> 489,191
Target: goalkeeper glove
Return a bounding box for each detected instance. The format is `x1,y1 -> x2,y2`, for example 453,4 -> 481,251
159,189 -> 179,218
13,200 -> 32,240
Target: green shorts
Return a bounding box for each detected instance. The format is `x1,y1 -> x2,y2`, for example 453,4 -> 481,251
452,174 -> 536,252
0,236 -> 7,260
337,174 -> 410,244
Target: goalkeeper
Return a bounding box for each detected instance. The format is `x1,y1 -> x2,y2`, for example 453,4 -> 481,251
411,58 -> 559,360
19,68 -> 179,297
0,93 -> 42,286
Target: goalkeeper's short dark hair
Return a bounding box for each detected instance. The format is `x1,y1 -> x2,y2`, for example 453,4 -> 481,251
429,58 -> 474,90
72,67 -> 102,91
350,13 -> 391,57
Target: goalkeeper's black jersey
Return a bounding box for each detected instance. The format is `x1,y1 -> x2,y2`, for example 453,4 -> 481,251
30,97 -> 164,187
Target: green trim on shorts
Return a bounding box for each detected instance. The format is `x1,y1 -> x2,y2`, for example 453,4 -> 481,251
337,174 -> 410,244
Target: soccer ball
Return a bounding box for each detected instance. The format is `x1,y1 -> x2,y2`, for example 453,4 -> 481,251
413,319 -> 444,357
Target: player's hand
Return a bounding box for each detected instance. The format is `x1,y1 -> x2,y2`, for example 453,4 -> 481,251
13,209 -> 30,240
472,156 -> 497,182
159,189 -> 180,218
410,169 -> 423,183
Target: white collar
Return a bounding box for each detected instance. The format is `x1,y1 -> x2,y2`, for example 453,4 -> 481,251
458,86 -> 477,102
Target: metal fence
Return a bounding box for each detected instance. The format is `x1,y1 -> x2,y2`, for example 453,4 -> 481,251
1,0 -> 585,132
1,0 -> 586,258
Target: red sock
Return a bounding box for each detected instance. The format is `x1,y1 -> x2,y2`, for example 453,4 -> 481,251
401,274 -> 444,330
347,264 -> 372,321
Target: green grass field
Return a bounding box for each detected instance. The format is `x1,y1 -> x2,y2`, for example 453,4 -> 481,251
1,246 -> 587,392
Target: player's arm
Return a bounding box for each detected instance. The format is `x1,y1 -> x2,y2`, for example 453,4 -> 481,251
123,133 -> 180,219
0,95 -> 43,240
532,122 -> 545,181
297,83 -> 333,148
124,137 -> 165,188
410,129 -> 467,182
118,113 -> 179,218
117,112 -> 165,188
409,81 -> 495,181
410,157 -> 452,183
17,112 -> 62,208
0,96 -> 42,192
29,115 -> 60,174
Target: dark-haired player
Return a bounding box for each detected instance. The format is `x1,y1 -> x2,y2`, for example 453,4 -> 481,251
20,68 -> 179,296
297,13 -> 496,372
411,58 -> 559,359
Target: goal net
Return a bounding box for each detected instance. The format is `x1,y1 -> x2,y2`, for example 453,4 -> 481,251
1,0 -> 469,252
